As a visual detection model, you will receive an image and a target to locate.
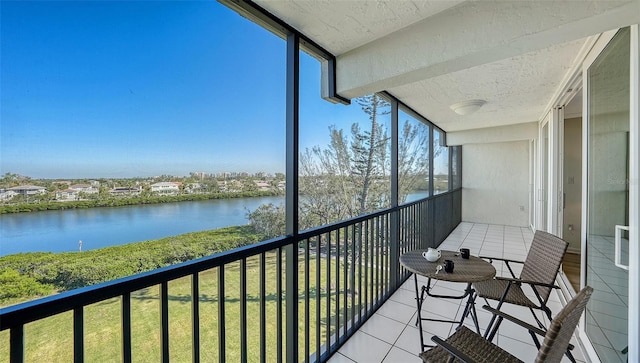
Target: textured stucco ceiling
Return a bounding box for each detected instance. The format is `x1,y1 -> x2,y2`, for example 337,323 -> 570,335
387,38 -> 589,131
253,0 -> 638,134
254,0 -> 465,55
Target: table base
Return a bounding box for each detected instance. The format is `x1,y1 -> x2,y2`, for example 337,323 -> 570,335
413,274 -> 481,351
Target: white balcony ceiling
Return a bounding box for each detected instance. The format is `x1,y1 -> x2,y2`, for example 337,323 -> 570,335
254,0 -> 640,133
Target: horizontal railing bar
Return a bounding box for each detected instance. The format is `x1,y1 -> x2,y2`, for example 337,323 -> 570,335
0,189 -> 461,333
298,189 -> 458,238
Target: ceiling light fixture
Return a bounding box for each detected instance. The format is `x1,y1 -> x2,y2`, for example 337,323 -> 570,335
450,99 -> 486,115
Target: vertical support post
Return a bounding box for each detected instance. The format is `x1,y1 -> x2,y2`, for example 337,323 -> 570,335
390,97 -> 400,290
276,250 -> 282,363
73,306 -> 84,363
240,259 -> 247,363
10,325 -> 24,363
450,148 -> 454,191
429,126 -> 436,246
192,274 -> 200,363
304,239 -> 310,362
429,126 -> 435,197
218,267 -> 226,363
285,31 -> 300,363
259,253 -> 266,363
161,281 -> 169,363
122,292 -> 132,363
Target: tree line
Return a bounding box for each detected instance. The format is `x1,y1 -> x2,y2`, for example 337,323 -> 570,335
0,190 -> 282,214
248,95 -> 435,238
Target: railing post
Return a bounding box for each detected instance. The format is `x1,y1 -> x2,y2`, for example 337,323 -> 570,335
122,292 -> 132,363
73,306 -> 84,363
390,211 -> 400,290
161,281 -> 169,363
390,96 -> 400,289
10,325 -> 24,363
192,273 -> 200,363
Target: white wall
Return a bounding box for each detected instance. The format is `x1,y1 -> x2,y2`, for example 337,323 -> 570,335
462,140 -> 529,226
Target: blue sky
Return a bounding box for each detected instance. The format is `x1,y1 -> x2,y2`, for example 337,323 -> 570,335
1,0 -> 369,179
1,1 -> 446,179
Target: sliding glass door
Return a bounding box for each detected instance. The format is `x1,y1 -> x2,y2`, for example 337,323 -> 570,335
584,27 -> 631,363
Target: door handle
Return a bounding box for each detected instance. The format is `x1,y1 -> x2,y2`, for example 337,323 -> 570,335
615,225 -> 630,271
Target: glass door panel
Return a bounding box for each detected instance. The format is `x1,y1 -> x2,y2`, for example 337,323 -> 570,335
585,27 -> 630,363
541,121 -> 549,231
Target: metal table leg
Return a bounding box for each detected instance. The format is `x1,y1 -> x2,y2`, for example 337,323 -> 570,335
413,277 -> 482,351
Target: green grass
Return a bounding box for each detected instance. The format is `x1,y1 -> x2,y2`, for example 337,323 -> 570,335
1,249 -> 387,362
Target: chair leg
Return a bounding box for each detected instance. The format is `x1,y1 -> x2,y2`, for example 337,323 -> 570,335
529,307 -> 577,363
485,315 -> 503,342
529,307 -> 547,330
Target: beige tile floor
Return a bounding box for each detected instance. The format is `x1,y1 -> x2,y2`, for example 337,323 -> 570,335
328,222 -> 588,363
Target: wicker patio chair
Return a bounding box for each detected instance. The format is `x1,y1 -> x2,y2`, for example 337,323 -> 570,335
473,230 -> 569,335
419,286 -> 593,363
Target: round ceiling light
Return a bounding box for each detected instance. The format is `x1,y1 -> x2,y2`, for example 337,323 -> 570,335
450,99 -> 486,115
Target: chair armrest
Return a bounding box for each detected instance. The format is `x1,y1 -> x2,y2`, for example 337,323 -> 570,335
482,305 -> 546,337
478,256 -> 524,278
482,305 -> 575,352
478,256 -> 525,265
494,276 -> 560,289
431,336 -> 479,363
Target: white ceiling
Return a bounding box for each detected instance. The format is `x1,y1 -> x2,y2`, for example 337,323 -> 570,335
387,39 -> 588,131
254,0 -> 639,133
256,0 -> 465,55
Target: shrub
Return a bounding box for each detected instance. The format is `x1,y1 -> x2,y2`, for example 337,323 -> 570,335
0,268 -> 55,301
0,225 -> 261,305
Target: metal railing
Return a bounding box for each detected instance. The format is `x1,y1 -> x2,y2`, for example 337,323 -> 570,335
0,188 -> 461,363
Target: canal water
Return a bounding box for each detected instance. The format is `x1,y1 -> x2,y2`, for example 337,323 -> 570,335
0,196 -> 284,256
0,192 -> 428,256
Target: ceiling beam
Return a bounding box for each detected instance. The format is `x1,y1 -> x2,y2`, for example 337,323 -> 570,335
447,122 -> 538,146
335,0 -> 640,99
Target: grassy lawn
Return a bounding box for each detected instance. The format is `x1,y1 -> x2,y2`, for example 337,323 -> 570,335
1,249 -> 386,362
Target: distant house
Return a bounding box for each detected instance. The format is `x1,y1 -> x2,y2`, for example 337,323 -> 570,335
184,183 -> 201,194
55,184 -> 98,201
70,184 -> 98,194
56,189 -> 79,201
254,181 -> 271,191
150,182 -> 180,194
0,190 -> 19,201
110,186 -> 142,196
8,185 -> 47,196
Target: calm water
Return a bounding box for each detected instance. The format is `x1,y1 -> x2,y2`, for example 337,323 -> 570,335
0,196 -> 285,256
0,192 -> 428,256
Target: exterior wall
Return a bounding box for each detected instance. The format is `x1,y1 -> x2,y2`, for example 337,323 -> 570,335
151,182 -> 179,193
462,140 -> 529,226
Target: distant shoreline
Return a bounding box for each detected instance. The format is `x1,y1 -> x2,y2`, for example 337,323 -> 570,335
0,190 -> 283,214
